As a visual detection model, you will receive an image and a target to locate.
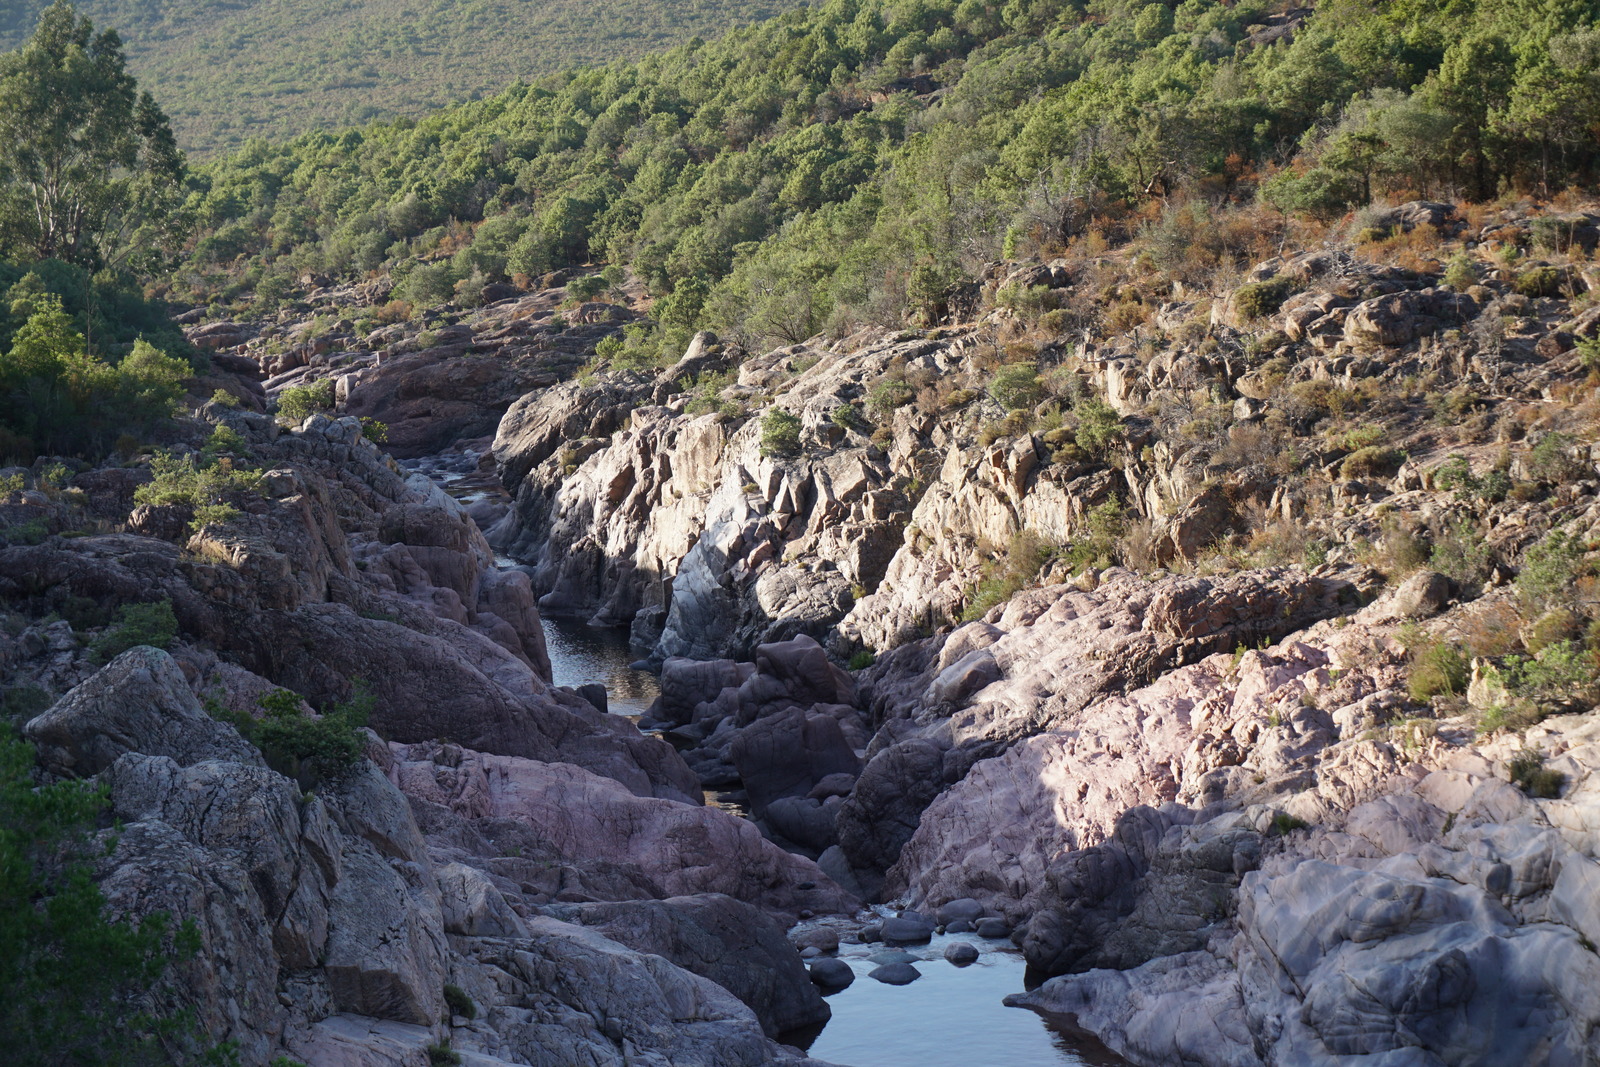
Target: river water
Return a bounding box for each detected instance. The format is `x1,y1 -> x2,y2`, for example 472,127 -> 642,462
539,615 -> 1123,1067
419,457 -> 1117,1067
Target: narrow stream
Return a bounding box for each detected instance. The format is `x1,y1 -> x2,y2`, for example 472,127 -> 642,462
421,456 -> 1121,1067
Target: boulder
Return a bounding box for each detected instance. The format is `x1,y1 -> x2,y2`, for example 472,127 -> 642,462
25,646 -> 261,777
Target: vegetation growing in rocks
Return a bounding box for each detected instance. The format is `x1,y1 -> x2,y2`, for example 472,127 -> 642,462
214,683 -> 375,785
275,379 -> 336,422
759,409 -> 802,458
133,450 -> 263,530
91,600 -> 178,663
0,728 -> 212,1066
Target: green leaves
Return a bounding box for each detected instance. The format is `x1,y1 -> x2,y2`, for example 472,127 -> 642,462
0,728 -> 213,1066
0,3 -> 186,270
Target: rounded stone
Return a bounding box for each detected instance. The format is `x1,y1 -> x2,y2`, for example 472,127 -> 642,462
936,898 -> 985,926
944,941 -> 980,965
868,949 -> 919,965
880,916 -> 935,944
868,962 -> 921,985
809,958 -> 855,990
975,917 -> 1011,939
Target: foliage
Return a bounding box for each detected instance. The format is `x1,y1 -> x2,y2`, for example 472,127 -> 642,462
1060,499 -> 1127,572
1340,446 -> 1404,480
91,599 -> 178,663
442,983 -> 476,1021
0,3 -> 186,271
759,408 -> 801,458
275,379 -> 335,422
1507,749 -> 1565,798
1518,527 -> 1588,613
221,683 -> 373,786
0,294 -> 189,462
132,449 -> 262,528
1074,398 -> 1124,457
962,529 -> 1057,622
0,727 -> 217,1065
1400,627 -> 1470,703
132,0 -> 1600,345
847,650 -> 875,670
990,362 -> 1042,411
1428,519 -> 1492,592
1233,278 -> 1292,321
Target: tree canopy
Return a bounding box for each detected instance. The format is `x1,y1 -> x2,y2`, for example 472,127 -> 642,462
0,1 -> 185,271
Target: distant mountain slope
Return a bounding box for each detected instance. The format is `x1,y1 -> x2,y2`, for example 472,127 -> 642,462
0,0 -> 810,155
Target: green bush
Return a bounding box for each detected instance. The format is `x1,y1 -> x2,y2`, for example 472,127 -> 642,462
1508,749 -> 1565,797
990,362 -> 1042,410
1518,527 -> 1588,613
1405,636 -> 1470,703
847,650 -> 875,670
1340,446 -> 1404,480
276,379 -> 336,422
0,728 -> 212,1065
1074,398 -> 1124,457
866,377 -> 915,417
1513,266 -> 1567,298
443,983 -> 477,1020
961,529 -> 1059,622
759,409 -> 802,458
133,450 -> 262,530
1443,254 -> 1476,290
1233,278 -> 1293,320
92,601 -> 178,663
236,684 -> 374,785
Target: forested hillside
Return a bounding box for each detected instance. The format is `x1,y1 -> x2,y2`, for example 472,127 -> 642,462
0,0 -> 810,154
172,0 -> 1600,354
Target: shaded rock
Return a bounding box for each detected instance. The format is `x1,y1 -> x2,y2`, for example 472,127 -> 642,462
880,915 -> 935,944
25,646 -> 261,777
868,962 -> 921,985
808,957 -> 855,991
571,894 -> 829,1036
944,942 -> 980,965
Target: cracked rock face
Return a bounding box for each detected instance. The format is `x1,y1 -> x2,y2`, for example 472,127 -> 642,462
29,647 -> 840,1066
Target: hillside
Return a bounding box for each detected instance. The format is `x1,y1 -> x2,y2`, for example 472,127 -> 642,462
0,0 -> 811,155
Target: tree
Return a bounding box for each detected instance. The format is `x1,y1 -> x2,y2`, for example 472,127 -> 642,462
0,2 -> 186,271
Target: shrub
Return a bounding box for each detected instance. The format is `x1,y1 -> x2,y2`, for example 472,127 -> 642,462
990,362 -> 1042,410
759,409 -> 801,458
133,450 -> 262,528
961,529 -> 1059,622
276,379 -> 335,422
209,388 -> 240,408
1518,527 -> 1587,613
426,1043 -> 462,1067
1443,253 -> 1476,290
1526,432 -> 1584,483
847,650 -> 876,670
1340,446 -> 1404,480
233,683 -> 373,786
359,417 -> 389,443
443,983 -> 477,1020
1508,749 -> 1565,797
0,728 -> 211,1064
1074,398 -> 1124,457
1513,266 -> 1566,298
1429,519 -> 1492,591
1233,278 -> 1292,320
866,377 -> 915,417
92,601 -> 178,663
1061,499 -> 1127,572
1403,632 -> 1470,702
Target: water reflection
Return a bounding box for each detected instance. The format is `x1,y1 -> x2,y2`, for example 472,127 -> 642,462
540,615 -> 660,717
792,923 -> 1127,1067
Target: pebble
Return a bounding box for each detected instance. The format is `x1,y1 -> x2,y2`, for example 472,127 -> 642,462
868,949 -> 919,965
945,919 -> 975,933
801,946 -> 821,959
868,962 -> 921,985
859,923 -> 883,943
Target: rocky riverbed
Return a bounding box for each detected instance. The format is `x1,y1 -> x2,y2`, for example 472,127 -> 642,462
6,199 -> 1600,1064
